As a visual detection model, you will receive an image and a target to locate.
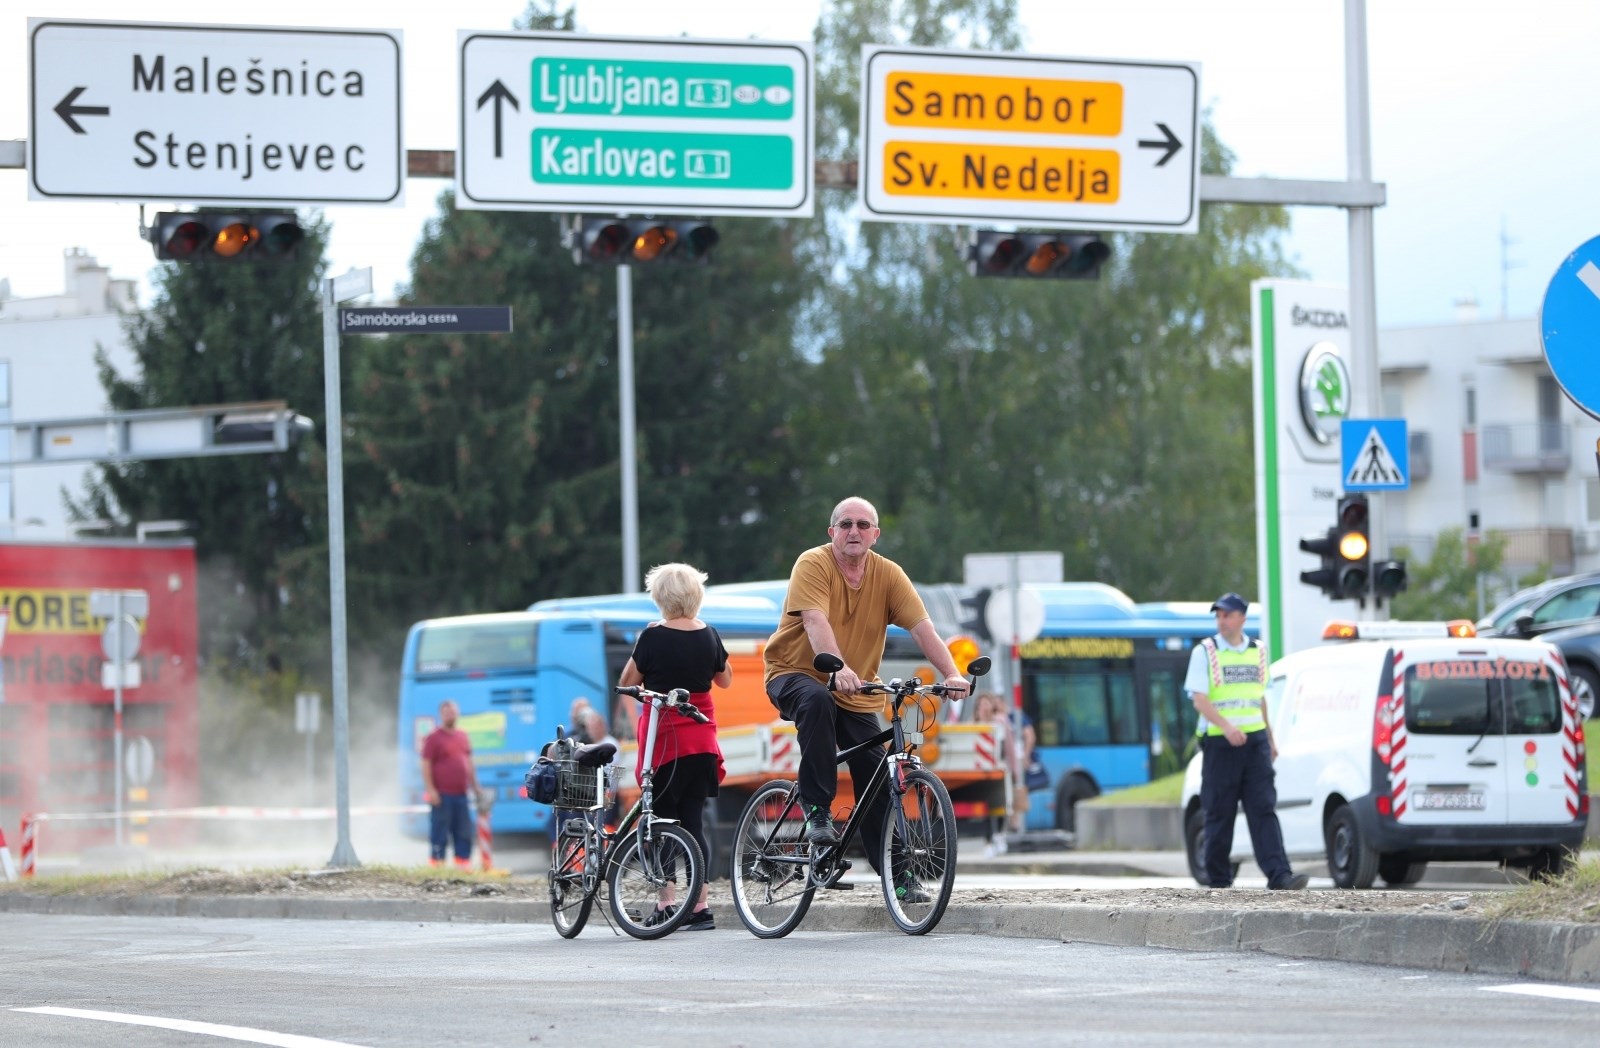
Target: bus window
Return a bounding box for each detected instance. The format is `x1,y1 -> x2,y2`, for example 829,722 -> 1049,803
414,621 -> 538,674
1028,668 -> 1136,746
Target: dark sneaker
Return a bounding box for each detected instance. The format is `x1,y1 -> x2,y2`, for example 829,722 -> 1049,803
643,904 -> 679,928
1268,872 -> 1310,891
683,908 -> 714,930
804,808 -> 841,848
894,874 -> 930,904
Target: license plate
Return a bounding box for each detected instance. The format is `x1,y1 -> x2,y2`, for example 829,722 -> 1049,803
1412,790 -> 1486,811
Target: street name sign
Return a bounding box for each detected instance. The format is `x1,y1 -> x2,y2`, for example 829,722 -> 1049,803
1540,233 -> 1600,421
1341,418 -> 1409,491
28,18 -> 403,205
458,31 -> 813,216
340,306 -> 513,335
859,45 -> 1199,232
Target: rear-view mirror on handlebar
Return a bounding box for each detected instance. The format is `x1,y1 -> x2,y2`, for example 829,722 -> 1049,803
813,653 -> 844,674
967,656 -> 991,677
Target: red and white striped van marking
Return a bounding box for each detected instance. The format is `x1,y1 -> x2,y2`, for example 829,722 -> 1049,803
1390,648 -> 1409,818
1552,653 -> 1583,816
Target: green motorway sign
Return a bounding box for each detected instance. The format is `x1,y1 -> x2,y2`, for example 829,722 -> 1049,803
459,32 -> 814,217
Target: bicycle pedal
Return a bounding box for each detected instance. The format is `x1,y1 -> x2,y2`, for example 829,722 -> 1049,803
823,880 -> 855,891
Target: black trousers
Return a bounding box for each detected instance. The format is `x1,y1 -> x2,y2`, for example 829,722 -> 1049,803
767,673 -> 891,874
1199,730 -> 1293,886
652,753 -> 718,873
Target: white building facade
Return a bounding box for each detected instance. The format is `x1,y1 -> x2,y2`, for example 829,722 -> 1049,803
0,249 -> 139,540
1379,304 -> 1600,588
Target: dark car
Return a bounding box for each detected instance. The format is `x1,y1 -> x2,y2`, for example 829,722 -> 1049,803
1533,620 -> 1600,721
1478,571 -> 1600,639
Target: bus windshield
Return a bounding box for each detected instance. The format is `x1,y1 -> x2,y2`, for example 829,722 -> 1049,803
414,621 -> 538,675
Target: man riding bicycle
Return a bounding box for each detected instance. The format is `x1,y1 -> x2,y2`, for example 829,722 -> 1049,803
763,496 -> 971,900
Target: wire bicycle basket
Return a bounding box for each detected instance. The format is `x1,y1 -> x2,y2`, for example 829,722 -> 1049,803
552,760 -> 607,810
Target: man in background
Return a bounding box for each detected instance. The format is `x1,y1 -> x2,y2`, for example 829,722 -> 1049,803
421,699 -> 478,869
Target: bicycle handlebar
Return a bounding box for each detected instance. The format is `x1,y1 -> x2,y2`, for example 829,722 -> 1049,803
613,684 -> 711,723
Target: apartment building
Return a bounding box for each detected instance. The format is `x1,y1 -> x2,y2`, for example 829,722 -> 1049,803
1379,301 -> 1600,581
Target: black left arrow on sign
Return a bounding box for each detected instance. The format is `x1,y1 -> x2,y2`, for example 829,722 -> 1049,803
1137,122 -> 1183,167
54,87 -> 110,134
476,80 -> 519,160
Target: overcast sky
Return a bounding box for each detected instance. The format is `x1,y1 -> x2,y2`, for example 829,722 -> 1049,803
3,0 -> 1597,328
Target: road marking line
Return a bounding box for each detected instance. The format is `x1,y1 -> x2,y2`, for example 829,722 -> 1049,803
1579,260 -> 1600,302
10,1007 -> 371,1047
1483,983 -> 1600,1005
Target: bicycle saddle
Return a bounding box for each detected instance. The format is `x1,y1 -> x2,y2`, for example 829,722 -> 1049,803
574,741 -> 617,767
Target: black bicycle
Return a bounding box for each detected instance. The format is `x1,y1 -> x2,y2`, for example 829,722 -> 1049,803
729,652 -> 990,938
545,685 -> 709,940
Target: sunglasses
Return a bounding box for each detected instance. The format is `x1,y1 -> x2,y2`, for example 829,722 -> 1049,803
832,519 -> 878,531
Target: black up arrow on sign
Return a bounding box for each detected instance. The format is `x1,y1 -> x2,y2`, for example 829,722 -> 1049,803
476,80 -> 519,159
1137,122 -> 1183,167
54,87 -> 110,134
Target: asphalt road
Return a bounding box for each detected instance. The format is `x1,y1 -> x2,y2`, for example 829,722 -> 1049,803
3,913 -> 1596,1047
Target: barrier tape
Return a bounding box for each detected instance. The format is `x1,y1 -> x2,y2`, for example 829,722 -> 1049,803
18,805 -> 429,877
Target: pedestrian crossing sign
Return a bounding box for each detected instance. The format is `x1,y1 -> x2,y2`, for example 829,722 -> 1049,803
1341,418 -> 1409,491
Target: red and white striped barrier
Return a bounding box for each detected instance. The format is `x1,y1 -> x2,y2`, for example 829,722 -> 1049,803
0,823 -> 17,882
17,805 -> 428,877
20,814 -> 36,879
476,809 -> 494,873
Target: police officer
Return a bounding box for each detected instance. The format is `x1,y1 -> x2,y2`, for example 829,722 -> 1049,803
1185,592 -> 1309,890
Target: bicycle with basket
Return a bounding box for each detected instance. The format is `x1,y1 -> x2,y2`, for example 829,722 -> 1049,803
527,684 -> 710,939
729,651 -> 990,938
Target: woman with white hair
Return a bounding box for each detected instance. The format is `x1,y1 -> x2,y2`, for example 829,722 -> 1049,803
617,562 -> 730,931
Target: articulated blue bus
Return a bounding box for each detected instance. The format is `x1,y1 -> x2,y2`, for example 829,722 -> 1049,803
1014,584 -> 1261,832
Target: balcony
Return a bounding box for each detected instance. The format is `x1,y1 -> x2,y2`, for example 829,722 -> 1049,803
1481,422 -> 1570,474
1495,526 -> 1574,575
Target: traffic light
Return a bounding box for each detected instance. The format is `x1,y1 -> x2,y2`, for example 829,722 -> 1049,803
1373,558 -> 1408,606
1298,527 -> 1341,599
1336,494 -> 1371,602
570,216 -> 719,266
958,587 -> 993,643
148,211 -> 303,262
968,230 -> 1111,280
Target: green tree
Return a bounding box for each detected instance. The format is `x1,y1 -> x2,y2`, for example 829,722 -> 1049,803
71,215 -> 331,668
1391,529 -> 1547,623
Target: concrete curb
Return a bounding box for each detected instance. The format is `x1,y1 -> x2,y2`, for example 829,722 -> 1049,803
3,891 -> 1596,984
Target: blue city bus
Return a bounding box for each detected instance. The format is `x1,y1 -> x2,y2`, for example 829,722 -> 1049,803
396,593 -> 782,840
1015,584 -> 1261,832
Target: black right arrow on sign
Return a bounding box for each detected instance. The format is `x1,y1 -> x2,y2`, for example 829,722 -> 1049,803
1137,122 -> 1183,167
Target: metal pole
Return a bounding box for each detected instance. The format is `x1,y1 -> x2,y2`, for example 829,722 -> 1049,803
1345,0 -> 1383,617
322,277 -> 359,868
112,591 -> 124,848
617,264 -> 640,593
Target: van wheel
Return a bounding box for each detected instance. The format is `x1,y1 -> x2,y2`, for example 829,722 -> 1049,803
1527,847 -> 1576,883
1326,804 -> 1379,889
1053,775 -> 1099,834
1378,855 -> 1428,886
1184,807 -> 1241,887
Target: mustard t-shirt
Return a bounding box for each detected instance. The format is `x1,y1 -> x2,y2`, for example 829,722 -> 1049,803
763,545 -> 930,713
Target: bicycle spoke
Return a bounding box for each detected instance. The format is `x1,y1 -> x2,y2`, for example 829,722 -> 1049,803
608,823 -> 704,940
730,781 -> 815,938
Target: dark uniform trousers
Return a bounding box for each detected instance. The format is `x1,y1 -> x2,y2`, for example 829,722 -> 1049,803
1199,728 -> 1293,887
767,672 -> 891,874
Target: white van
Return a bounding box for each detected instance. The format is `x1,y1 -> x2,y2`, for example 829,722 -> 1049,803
1181,621 -> 1589,888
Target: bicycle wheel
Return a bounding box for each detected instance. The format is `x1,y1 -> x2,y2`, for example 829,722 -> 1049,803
607,821 -> 705,940
549,817 -> 595,938
880,767 -> 957,935
730,779 -> 815,939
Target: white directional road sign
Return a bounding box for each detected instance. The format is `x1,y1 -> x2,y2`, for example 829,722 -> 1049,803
458,31 -> 813,216
859,45 -> 1199,232
28,19 -> 403,205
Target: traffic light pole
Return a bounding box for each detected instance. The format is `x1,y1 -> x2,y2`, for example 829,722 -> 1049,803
617,264 -> 640,594
1345,0 -> 1384,616
322,267 -> 370,869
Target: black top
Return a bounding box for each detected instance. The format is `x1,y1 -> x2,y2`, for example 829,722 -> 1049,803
631,623 -> 729,693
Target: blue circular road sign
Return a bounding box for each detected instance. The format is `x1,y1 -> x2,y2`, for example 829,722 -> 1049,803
1541,234 -> 1600,420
